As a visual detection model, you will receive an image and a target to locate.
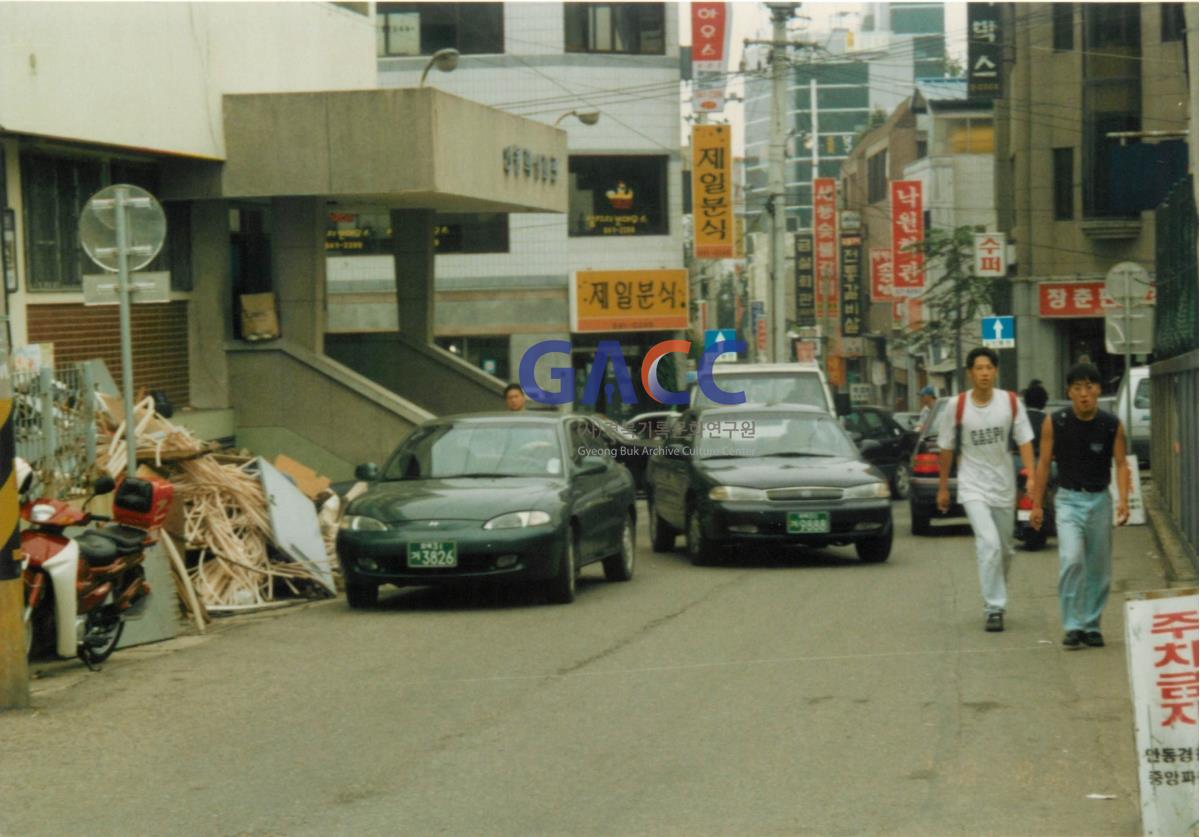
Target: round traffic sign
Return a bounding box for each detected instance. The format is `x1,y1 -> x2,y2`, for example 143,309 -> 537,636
79,184 -> 166,273
1104,261 -> 1149,302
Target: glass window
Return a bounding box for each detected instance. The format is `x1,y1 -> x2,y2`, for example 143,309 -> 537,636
1053,4 -> 1074,50
693,413 -> 858,460
565,3 -> 664,55
325,210 -> 509,254
1082,4 -> 1141,218
568,155 -> 668,237
377,3 -> 503,57
1053,147 -> 1074,220
385,421 -> 563,479
867,151 -> 888,204
1161,3 -> 1186,41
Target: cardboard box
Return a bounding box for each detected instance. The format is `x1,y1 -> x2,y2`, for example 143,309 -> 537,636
240,292 -> 279,341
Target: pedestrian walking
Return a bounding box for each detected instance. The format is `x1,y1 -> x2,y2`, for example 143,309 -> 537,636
916,385 -> 937,433
504,383 -> 526,412
937,348 -> 1036,632
1022,379 -> 1049,458
1028,362 -> 1130,650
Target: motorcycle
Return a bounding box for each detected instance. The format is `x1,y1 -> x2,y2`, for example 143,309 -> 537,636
20,461 -> 174,669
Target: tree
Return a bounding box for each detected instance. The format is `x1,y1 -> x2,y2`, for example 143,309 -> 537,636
943,54 -> 965,79
893,225 -> 1000,390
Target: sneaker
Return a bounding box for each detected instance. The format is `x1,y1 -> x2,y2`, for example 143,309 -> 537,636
1063,630 -> 1086,649
986,612 -> 1004,632
1083,631 -> 1105,648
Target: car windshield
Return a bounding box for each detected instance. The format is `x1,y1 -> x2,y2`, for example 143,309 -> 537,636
693,413 -> 858,460
693,373 -> 827,411
383,423 -> 562,479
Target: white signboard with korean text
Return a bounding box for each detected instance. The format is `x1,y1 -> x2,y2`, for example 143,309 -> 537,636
973,233 -> 1007,277
1125,588 -> 1200,837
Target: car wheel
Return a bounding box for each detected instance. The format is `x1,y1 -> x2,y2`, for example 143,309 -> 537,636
891,463 -> 911,499
603,513 -> 636,582
686,506 -> 718,567
346,581 -> 379,609
855,524 -> 893,563
545,528 -> 578,604
910,502 -> 932,536
648,493 -> 675,552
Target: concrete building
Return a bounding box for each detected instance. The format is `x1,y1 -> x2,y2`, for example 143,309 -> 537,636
326,2 -> 684,418
0,3 -> 566,477
995,2 -> 1190,395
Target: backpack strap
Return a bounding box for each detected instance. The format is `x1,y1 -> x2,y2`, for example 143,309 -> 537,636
953,392 -> 966,463
1007,390 -> 1018,447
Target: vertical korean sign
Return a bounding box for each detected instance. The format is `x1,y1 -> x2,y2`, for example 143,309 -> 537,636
691,3 -> 729,113
794,233 -> 816,326
1125,589 -> 1200,836
839,233 -> 863,338
693,125 -> 734,259
890,180 -> 925,297
968,3 -> 1002,100
973,232 -> 1006,277
870,248 -> 894,303
812,178 -> 838,319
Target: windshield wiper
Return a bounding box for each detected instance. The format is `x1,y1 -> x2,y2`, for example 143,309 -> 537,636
448,472 -> 519,479
765,451 -> 840,458
698,454 -> 752,460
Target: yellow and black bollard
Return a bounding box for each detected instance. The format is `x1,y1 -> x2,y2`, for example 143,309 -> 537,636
0,366 -> 29,710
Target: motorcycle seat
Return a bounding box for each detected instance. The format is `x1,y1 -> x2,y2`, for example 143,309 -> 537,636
76,526 -> 146,564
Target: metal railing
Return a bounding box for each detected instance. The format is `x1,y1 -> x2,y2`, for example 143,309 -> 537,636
13,364 -> 98,498
1150,351 -> 1198,567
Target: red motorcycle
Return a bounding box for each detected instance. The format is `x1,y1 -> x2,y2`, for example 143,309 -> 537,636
20,462 -> 174,669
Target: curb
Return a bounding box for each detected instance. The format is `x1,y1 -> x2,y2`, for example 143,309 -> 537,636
1142,484 -> 1198,587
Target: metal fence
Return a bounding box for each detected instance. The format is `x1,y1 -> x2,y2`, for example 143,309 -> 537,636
13,364 -> 98,498
1150,352 -> 1199,566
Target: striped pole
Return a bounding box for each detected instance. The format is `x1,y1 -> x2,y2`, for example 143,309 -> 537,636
0,342 -> 29,710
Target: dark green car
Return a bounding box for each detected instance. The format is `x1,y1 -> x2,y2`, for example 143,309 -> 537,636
336,414 -> 637,607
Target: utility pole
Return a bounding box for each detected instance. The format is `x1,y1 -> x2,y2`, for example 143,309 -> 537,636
768,3 -> 793,362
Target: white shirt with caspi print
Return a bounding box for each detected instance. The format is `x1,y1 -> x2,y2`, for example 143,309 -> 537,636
937,390 -> 1035,508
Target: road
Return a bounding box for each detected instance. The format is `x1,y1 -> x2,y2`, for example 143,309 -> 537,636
1,500 -> 1166,836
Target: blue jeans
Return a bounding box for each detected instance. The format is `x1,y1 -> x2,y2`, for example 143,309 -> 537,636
1054,489 -> 1113,632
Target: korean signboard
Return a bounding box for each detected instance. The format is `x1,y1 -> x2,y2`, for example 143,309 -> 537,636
1038,282 -> 1157,318
1125,589 -> 1200,837
839,233 -> 863,338
691,3 -> 730,112
890,180 -> 925,297
973,232 -> 1006,277
693,125 -> 734,259
795,232 -> 816,326
968,3 -> 1002,100
572,269 -> 689,333
813,178 -> 839,319
870,248 -> 893,303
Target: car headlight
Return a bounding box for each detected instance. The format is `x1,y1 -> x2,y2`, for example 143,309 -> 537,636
339,515 -> 388,531
844,482 -> 891,499
708,485 -> 768,502
483,510 -> 552,530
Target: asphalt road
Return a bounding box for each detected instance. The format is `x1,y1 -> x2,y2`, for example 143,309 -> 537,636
1,500 -> 1167,836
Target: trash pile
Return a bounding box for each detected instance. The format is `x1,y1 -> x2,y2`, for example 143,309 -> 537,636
94,395 -> 341,629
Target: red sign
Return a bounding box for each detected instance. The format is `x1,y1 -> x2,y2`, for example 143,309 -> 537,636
1039,281 -> 1157,317
813,178 -> 838,319
870,248 -> 893,302
756,318 -> 768,353
691,3 -> 729,112
890,180 -> 925,296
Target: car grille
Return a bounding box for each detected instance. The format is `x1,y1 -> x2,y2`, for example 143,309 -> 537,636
765,487 -> 844,501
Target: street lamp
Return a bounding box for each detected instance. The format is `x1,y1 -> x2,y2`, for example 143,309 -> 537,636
419,48 -> 460,86
554,110 -> 601,127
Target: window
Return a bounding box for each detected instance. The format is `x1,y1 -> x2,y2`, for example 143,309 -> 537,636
22,153 -> 188,292
1053,147 -> 1074,219
377,3 -> 503,57
435,335 -> 510,380
1082,4 -> 1141,217
867,151 -> 888,204
325,210 -> 509,254
1053,4 -> 1074,51
564,3 -> 665,55
569,155 -> 668,236
434,213 -> 509,254
1162,3 -> 1186,41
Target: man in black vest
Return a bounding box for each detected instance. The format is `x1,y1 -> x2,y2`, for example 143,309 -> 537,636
1029,362 -> 1131,650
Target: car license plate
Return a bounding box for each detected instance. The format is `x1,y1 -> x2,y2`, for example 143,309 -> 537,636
787,512 -> 830,534
407,541 -> 457,568
1017,509 -> 1031,522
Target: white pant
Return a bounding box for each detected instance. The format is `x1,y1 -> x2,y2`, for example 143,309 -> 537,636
962,500 -> 1015,615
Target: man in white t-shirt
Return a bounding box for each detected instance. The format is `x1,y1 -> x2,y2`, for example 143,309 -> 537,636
937,347 -> 1036,633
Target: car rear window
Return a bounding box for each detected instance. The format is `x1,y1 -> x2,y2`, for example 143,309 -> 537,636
693,373 -> 828,411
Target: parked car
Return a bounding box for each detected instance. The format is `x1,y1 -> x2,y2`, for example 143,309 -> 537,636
623,410 -> 679,443
580,413 -> 656,494
841,405 -> 919,498
645,404 -> 893,565
336,413 -> 637,607
1113,366 -> 1150,467
689,362 -> 836,415
893,411 -> 922,432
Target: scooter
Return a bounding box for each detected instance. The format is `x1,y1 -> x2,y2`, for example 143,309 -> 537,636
20,461 -> 174,669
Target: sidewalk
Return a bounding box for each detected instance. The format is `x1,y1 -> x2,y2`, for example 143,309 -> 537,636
1142,477 -> 1199,587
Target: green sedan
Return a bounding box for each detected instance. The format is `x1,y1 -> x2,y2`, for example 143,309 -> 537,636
336,413 -> 637,607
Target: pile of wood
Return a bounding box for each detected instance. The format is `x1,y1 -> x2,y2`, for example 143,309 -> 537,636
95,396 -> 338,626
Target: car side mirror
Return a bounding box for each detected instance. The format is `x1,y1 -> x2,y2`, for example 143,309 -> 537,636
354,463 -> 381,481
578,456 -> 608,476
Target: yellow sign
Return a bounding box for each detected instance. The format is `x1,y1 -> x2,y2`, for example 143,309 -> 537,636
692,125 -> 734,259
573,269 -> 689,333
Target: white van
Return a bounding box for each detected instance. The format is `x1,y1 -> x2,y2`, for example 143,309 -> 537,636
689,362 -> 837,415
1113,365 -> 1150,466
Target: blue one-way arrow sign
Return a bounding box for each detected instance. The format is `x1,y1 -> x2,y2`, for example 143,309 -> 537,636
981,315 -> 1015,349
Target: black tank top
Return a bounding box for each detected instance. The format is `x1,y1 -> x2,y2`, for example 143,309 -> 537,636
1051,408 -> 1119,490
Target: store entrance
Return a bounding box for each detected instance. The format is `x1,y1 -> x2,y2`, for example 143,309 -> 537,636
1063,318 -> 1124,393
